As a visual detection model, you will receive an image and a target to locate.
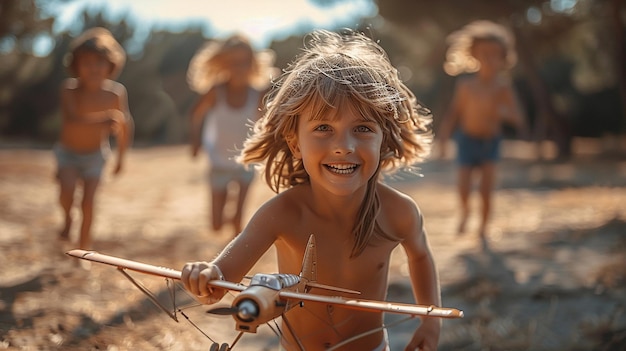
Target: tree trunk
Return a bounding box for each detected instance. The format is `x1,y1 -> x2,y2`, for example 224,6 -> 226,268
511,24 -> 573,159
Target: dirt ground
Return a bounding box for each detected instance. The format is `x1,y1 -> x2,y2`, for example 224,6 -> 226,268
1,141 -> 625,351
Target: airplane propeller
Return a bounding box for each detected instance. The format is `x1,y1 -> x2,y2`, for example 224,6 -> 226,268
206,306 -> 239,315
208,299 -> 260,322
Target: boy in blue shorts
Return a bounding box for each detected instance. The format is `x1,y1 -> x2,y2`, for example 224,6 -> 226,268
438,21 -> 527,239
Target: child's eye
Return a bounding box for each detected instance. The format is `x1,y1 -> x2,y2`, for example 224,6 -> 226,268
355,125 -> 374,133
314,124 -> 331,132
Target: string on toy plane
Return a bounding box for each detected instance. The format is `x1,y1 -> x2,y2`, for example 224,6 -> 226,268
116,267 -> 226,345
117,268 -> 179,322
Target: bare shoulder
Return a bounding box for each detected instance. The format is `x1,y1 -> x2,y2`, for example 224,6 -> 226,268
260,187 -> 305,216
378,183 -> 420,218
452,75 -> 472,100
204,86 -> 218,103
197,86 -> 218,108
377,183 -> 423,240
248,186 -> 308,230
102,79 -> 128,97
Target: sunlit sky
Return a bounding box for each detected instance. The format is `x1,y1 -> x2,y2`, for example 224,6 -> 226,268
50,0 -> 378,49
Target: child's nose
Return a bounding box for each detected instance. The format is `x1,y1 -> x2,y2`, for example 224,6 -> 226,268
333,133 -> 355,154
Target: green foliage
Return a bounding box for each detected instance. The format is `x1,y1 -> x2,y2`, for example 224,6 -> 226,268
0,0 -> 623,148
0,4 -> 208,144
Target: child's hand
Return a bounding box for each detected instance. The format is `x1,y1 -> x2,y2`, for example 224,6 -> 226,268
107,109 -> 125,134
404,317 -> 441,351
181,262 -> 227,304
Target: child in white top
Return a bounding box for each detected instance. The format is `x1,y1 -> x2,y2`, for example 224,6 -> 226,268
188,34 -> 275,236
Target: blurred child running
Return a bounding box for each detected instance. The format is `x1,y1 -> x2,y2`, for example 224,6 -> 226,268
56,27 -> 133,250
438,20 -> 527,239
187,34 -> 275,237
182,29 -> 441,351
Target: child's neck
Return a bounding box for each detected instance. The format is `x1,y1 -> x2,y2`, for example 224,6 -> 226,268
308,184 -> 366,221
477,70 -> 498,84
226,79 -> 249,91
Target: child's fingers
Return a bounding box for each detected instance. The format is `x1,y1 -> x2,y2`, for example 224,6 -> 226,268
181,264 -> 195,294
181,262 -> 224,304
181,262 -> 206,295
197,271 -> 211,297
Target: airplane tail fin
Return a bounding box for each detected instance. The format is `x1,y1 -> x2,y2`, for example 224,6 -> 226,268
299,234 -> 360,295
300,234 -> 317,285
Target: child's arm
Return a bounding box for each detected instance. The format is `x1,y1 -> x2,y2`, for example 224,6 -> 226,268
181,195 -> 283,303
111,83 -> 133,175
398,204 -> 442,351
188,89 -> 216,158
500,84 -> 529,139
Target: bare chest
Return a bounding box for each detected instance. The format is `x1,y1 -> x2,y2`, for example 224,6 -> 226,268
277,223 -> 395,296
466,84 -> 505,110
72,90 -> 117,115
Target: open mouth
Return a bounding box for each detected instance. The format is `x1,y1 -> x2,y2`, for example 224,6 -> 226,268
324,163 -> 359,175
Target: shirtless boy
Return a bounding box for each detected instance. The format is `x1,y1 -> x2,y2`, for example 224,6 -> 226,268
438,20 -> 527,238
56,27 -> 132,250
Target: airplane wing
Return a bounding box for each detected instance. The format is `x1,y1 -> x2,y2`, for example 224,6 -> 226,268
66,249 -> 246,292
278,290 -> 463,319
66,250 -> 463,318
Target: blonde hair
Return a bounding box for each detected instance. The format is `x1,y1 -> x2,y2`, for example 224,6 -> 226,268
239,29 -> 432,256
444,20 -> 517,76
64,27 -> 126,79
186,33 -> 276,94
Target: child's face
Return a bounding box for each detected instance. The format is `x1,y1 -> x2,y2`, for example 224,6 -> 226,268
471,40 -> 506,75
224,47 -> 253,84
75,51 -> 112,84
289,103 -> 383,197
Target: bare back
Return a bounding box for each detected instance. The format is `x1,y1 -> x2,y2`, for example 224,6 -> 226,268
59,78 -> 125,153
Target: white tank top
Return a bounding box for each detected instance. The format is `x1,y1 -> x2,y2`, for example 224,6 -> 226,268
202,86 -> 260,169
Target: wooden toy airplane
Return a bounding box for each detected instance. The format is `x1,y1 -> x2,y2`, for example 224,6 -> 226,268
67,235 -> 463,350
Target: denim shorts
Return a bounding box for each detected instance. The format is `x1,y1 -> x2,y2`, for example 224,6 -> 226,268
54,143 -> 109,179
454,130 -> 501,166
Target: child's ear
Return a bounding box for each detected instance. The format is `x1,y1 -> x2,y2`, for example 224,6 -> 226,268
286,135 -> 302,159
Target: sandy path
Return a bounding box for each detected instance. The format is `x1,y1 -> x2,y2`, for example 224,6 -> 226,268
1,144 -> 625,350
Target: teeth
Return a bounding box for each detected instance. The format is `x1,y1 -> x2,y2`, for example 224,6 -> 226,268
326,164 -> 357,174
330,164 -> 353,170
